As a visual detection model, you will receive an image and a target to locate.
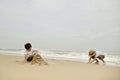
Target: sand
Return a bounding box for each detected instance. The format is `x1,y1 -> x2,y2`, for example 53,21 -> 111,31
0,55 -> 120,80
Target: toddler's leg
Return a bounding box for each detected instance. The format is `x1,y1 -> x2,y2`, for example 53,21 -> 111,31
95,59 -> 99,64
98,55 -> 105,64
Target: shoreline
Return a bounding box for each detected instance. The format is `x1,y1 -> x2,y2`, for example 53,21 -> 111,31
0,52 -> 120,67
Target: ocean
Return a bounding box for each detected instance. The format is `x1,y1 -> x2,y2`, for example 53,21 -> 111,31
0,49 -> 120,67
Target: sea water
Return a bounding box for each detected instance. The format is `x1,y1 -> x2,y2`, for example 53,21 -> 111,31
0,49 -> 120,67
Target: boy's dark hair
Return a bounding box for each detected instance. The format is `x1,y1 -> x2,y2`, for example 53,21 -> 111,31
24,43 -> 32,50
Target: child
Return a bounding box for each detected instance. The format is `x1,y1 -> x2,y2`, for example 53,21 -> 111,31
24,43 -> 47,65
24,43 -> 37,62
88,50 -> 105,64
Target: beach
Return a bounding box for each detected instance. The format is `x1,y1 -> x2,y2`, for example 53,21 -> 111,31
0,54 -> 120,80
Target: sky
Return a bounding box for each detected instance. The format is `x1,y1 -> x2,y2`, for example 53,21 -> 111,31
0,0 -> 120,53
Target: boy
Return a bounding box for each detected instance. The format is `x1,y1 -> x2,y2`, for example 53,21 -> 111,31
24,43 -> 47,65
88,50 -> 105,64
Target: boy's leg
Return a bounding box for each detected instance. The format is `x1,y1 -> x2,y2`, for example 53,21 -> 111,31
27,55 -> 34,62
